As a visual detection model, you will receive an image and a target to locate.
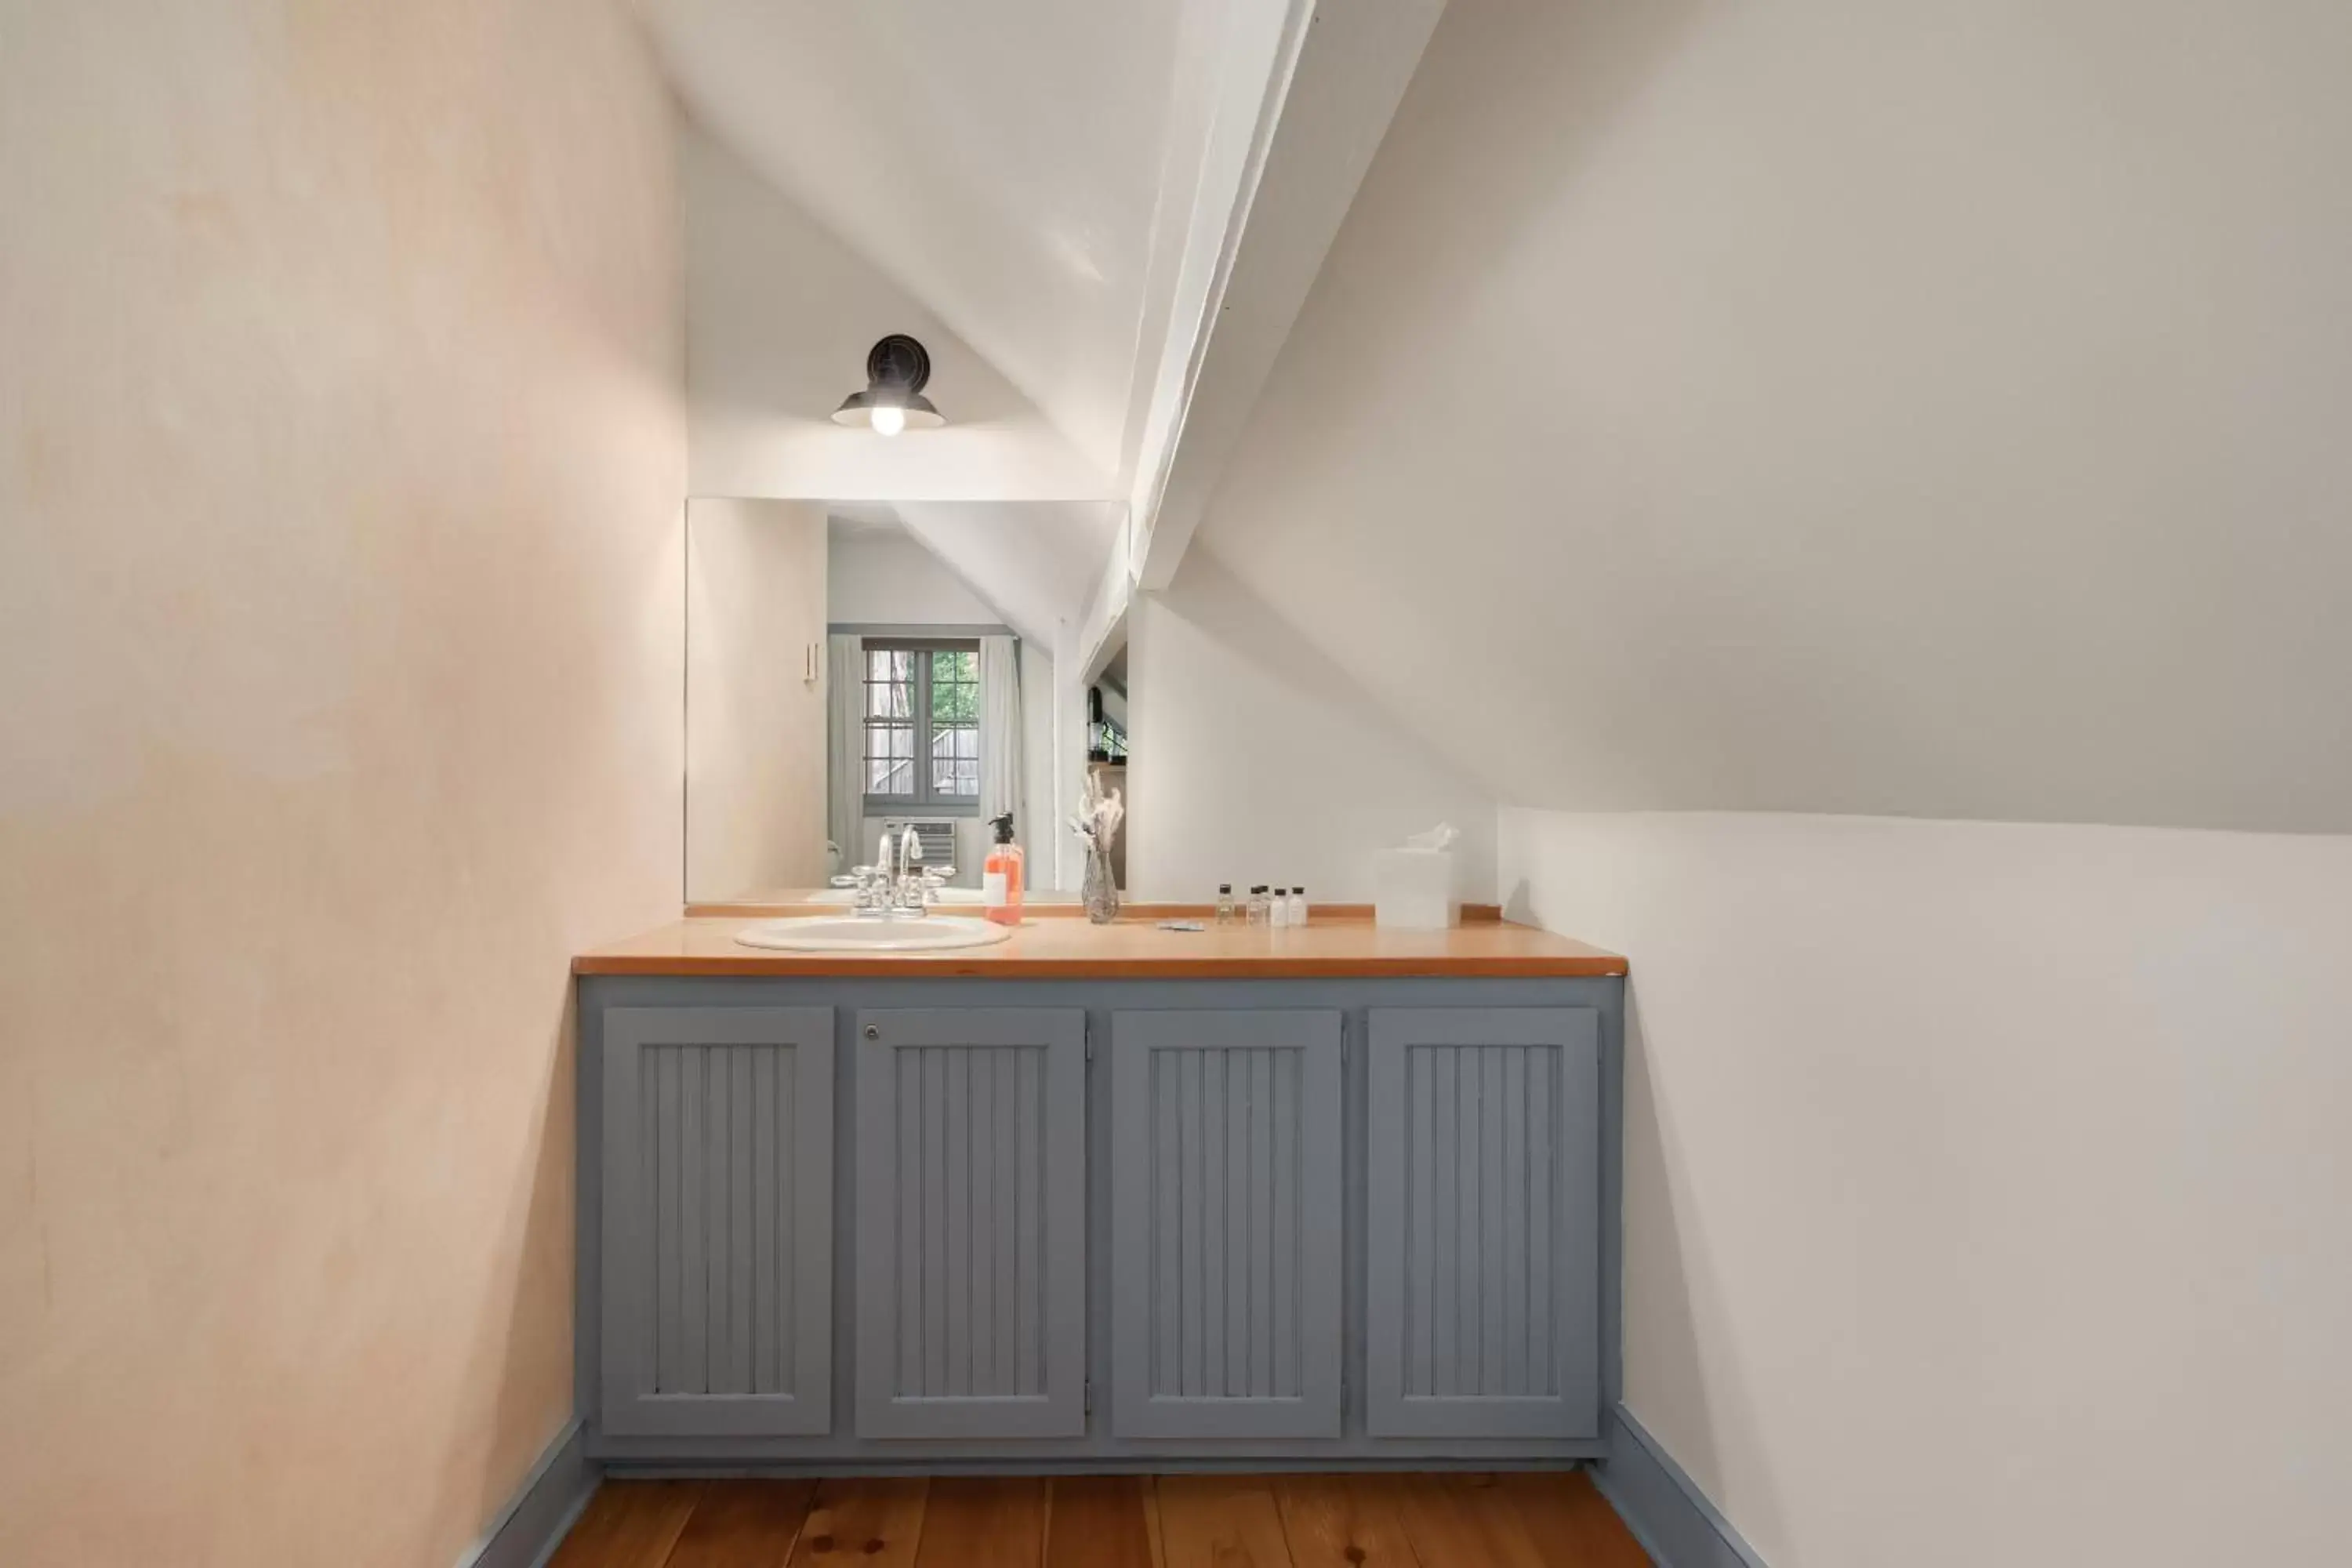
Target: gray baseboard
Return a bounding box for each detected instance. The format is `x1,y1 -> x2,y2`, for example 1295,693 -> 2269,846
605,1455 -> 1589,1479
455,1420 -> 601,1568
1594,1404 -> 1769,1568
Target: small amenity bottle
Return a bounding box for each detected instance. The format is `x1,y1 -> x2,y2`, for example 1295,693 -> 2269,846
1216,884 -> 1237,926
1288,886 -> 1308,926
1271,888 -> 1292,929
1247,886 -> 1270,926
982,812 -> 1025,926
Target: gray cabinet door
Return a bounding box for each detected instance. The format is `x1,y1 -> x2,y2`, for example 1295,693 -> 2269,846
1365,1007 -> 1601,1438
601,1007 -> 835,1436
1109,1010 -> 1344,1438
854,1007 -> 1087,1438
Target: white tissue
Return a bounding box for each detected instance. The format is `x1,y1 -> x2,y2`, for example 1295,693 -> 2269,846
1376,826 -> 1460,930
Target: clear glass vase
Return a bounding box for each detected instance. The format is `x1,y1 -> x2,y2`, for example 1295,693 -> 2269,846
1082,840 -> 1120,924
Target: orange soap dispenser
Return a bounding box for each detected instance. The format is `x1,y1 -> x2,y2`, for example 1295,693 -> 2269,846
983,812 -> 1025,926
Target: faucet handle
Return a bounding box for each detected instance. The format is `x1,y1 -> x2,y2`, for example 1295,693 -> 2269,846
833,867 -> 890,911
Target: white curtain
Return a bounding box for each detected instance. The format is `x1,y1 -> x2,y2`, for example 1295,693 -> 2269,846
826,633 -> 864,874
979,634 -> 1023,833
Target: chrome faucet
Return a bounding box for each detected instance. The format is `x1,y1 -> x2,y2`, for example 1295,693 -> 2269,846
826,828 -> 899,915
829,826 -> 953,917
892,825 -> 953,916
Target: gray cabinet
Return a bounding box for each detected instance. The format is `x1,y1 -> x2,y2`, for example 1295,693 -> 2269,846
853,1007 -> 1088,1438
1108,1010 -> 1344,1438
1364,1007 -> 1602,1438
580,978 -> 1621,1465
600,1007 -> 835,1436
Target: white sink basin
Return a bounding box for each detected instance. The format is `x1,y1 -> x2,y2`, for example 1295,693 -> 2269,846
734,915 -> 1014,953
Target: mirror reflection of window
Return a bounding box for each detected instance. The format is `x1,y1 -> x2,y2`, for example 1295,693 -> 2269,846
862,642 -> 981,811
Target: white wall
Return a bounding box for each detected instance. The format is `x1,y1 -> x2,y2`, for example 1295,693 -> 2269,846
683,121 -> 1111,503
1194,0 -> 2352,833
1124,551 -> 1496,902
827,527 -> 1000,626
1503,809 -> 2352,1568
0,2 -> 684,1561
688,500 -> 828,902
1020,639 -> 1062,888
1049,619 -> 1092,895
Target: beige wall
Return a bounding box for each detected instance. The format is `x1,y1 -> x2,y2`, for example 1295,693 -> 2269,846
1504,809 -> 2352,1566
688,500 -> 829,902
0,4 -> 684,1564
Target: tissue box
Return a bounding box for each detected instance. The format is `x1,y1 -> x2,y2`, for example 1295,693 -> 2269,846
1374,848 -> 1458,931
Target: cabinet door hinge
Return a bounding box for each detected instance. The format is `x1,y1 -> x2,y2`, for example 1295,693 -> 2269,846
1085,1022 -> 1096,1062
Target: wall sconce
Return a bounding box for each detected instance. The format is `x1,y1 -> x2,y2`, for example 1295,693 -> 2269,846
831,334 -> 945,436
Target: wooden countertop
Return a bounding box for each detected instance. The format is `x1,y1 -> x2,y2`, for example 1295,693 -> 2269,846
575,915 -> 1627,980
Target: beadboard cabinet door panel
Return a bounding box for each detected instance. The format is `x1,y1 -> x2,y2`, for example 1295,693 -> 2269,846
1109,1011 -> 1345,1439
854,1007 -> 1087,1439
601,1007 -> 836,1436
1365,1007 -> 1601,1439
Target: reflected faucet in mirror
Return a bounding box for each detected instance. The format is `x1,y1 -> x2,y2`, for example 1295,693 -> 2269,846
829,824 -> 956,919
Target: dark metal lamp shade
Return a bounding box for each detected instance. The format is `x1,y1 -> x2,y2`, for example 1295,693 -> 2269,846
829,387 -> 946,429
832,333 -> 946,430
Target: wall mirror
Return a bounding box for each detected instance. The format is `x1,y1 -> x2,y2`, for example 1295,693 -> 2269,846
684,498 -> 1083,906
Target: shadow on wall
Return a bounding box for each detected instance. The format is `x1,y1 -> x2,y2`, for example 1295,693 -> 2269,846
1131,544 -> 1501,901
1169,544 -> 1492,801
1294,0 -> 1712,389
1614,985 -> 1789,1555
431,982 -> 582,1556
1504,873 -> 1789,1558
1191,0 -> 1733,813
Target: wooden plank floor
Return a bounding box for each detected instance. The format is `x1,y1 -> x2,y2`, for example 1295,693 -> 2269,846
548,1473 -> 1650,1568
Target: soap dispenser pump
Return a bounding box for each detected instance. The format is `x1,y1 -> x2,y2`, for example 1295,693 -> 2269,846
983,812 -> 1025,926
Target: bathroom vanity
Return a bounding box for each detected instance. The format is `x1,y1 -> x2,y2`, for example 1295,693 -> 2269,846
572,914 -> 1627,1470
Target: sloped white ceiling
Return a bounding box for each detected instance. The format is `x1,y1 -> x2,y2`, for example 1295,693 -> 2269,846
822,500 -> 1121,651
891,499 -> 1123,649
1193,0 -> 2352,834
648,0 -> 1209,486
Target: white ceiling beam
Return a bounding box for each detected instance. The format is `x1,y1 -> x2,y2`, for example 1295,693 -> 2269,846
1075,510 -> 1137,683
1130,0 -> 1449,593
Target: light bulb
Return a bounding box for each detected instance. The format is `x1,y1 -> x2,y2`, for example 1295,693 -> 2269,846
870,404 -> 906,437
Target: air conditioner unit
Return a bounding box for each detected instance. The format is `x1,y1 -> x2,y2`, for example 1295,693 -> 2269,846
882,818 -> 960,878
